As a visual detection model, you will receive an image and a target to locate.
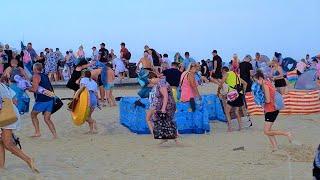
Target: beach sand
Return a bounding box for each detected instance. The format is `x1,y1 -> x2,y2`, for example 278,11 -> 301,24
0,84 -> 319,179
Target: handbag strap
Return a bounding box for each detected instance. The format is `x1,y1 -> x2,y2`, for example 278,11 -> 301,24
227,72 -> 241,90
179,72 -> 189,87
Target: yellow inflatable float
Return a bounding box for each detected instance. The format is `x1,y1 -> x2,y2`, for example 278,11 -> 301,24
71,87 -> 90,126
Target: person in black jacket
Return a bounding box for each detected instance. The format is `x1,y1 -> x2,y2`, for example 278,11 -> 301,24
4,44 -> 13,70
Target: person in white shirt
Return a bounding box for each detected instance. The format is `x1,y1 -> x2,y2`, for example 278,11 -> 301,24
112,54 -> 127,81
79,71 -> 99,134
161,54 -> 170,71
91,46 -> 99,61
296,59 -> 307,76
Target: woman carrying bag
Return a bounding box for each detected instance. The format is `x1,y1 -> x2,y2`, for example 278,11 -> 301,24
146,72 -> 178,144
0,83 -> 39,173
254,70 -> 293,152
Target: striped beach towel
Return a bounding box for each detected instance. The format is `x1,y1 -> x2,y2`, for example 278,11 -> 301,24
245,90 -> 320,115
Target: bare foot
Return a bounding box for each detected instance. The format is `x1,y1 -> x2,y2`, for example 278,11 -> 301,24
227,127 -> 233,132
28,159 -> 40,173
271,146 -> 278,152
30,134 -> 41,138
159,140 -> 168,145
287,132 -> 293,143
174,139 -> 183,146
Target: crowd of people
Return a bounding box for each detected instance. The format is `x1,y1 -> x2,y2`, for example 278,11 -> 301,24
0,42 -> 320,176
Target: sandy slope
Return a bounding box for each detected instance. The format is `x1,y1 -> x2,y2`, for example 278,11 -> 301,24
0,84 -> 319,179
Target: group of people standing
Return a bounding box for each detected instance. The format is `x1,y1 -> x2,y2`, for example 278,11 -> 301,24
0,41 -> 133,172
1,41 -> 319,174
143,49 -> 319,151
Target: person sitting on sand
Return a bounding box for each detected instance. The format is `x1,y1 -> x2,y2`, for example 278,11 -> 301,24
254,70 -> 293,152
105,63 -> 116,107
146,71 -> 178,144
28,63 -> 57,139
136,50 -> 154,72
79,70 -> 99,134
0,83 -> 39,173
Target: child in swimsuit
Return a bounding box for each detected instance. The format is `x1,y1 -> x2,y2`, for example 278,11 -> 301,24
104,64 -> 116,106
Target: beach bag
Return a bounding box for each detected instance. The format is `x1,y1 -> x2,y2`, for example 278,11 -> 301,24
227,74 -> 242,102
251,82 -> 265,106
18,92 -> 30,114
0,98 -> 18,127
49,83 -> 63,114
52,96 -> 63,114
274,91 -> 285,110
177,72 -> 188,101
124,51 -> 131,60
226,90 -> 239,102
153,111 -> 177,139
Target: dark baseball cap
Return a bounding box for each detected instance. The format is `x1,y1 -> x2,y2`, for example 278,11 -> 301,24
100,43 -> 105,46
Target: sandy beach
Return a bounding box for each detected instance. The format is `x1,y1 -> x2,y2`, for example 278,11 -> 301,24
0,84 -> 318,179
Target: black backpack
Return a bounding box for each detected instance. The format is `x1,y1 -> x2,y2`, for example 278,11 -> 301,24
124,51 -> 131,60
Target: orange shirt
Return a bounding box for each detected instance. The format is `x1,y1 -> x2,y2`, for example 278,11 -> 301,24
264,81 -> 276,112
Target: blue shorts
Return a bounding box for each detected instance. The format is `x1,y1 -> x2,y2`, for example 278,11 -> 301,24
89,91 -> 98,109
32,100 -> 53,113
104,83 -> 114,90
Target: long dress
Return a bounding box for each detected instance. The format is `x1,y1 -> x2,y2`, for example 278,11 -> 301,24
149,79 -> 177,139
45,52 -> 58,74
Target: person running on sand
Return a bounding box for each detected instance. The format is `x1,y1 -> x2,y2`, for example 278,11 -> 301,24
79,70 -> 99,134
104,63 -> 116,106
137,50 -> 154,72
0,83 -> 39,173
28,63 -> 57,139
254,70 -> 293,152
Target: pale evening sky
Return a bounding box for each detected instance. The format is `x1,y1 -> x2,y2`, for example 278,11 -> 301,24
1,0 -> 319,62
